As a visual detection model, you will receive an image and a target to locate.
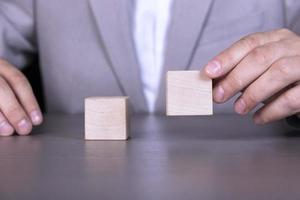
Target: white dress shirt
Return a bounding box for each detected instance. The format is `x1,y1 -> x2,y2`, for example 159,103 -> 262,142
133,0 -> 173,112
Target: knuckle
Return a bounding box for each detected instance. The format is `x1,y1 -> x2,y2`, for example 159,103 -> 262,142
223,51 -> 235,65
271,59 -> 292,79
12,72 -> 30,88
240,34 -> 261,49
283,92 -> 300,111
276,28 -> 293,37
244,90 -> 259,107
218,49 -> 235,66
224,75 -> 244,92
249,47 -> 269,64
5,105 -> 24,123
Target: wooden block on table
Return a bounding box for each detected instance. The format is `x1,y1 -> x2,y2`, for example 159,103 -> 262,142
85,97 -> 129,140
166,71 -> 213,116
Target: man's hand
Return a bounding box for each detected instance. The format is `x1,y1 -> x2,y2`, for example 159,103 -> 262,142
0,59 -> 43,136
204,29 -> 300,124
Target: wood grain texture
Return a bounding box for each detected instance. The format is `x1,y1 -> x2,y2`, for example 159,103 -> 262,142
85,97 -> 129,140
166,71 -> 213,116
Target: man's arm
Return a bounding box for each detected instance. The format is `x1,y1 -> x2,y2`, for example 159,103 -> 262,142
0,0 -> 43,136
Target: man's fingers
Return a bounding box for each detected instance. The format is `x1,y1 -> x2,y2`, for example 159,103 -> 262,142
0,111 -> 14,136
0,77 -> 32,135
253,84 -> 300,124
234,56 -> 300,114
0,60 -> 43,125
213,41 -> 294,103
204,29 -> 293,78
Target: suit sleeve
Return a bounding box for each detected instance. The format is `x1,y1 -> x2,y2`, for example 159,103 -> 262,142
0,0 -> 35,69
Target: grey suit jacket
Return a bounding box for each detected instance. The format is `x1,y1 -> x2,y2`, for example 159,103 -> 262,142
0,0 -> 300,114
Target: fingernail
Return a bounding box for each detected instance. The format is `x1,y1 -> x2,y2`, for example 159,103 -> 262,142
235,98 -> 247,115
214,85 -> 225,102
17,118 -> 32,135
0,121 -> 14,136
30,110 -> 43,125
205,60 -> 222,77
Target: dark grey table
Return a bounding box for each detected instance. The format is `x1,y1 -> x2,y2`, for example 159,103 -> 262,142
0,114 -> 299,200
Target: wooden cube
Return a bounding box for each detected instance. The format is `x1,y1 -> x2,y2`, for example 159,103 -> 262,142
166,71 -> 213,116
85,97 -> 129,140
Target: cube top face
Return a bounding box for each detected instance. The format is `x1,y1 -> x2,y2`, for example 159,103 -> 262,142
86,96 -> 128,100
85,97 -> 129,140
166,71 -> 213,116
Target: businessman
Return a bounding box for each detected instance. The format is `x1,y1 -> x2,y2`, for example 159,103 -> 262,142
0,0 -> 300,136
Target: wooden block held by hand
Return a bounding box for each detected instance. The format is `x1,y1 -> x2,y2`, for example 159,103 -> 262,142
166,71 -> 213,116
85,97 -> 129,140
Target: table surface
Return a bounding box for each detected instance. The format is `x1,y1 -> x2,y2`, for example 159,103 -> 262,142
0,114 -> 299,200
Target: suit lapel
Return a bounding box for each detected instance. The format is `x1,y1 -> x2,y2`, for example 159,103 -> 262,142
155,0 -> 214,112
88,0 -> 147,113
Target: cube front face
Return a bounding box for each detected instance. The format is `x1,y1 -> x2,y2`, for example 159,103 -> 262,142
166,71 -> 213,116
85,97 -> 128,140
